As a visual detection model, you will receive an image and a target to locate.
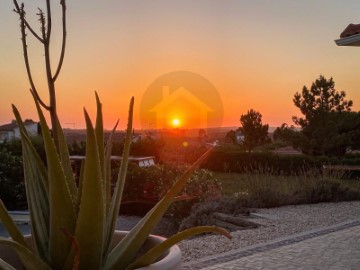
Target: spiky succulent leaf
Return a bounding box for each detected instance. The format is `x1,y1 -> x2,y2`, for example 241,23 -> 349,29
33,98 -> 76,268
72,109 -> 105,269
0,238 -> 51,270
54,116 -> 78,207
12,105 -> 49,192
127,226 -> 231,269
12,105 -> 50,261
0,200 -> 27,248
104,97 -> 134,259
104,120 -> 119,215
0,258 -> 16,270
95,92 -> 105,180
105,147 -> 213,270
75,159 -> 85,214
102,120 -> 119,259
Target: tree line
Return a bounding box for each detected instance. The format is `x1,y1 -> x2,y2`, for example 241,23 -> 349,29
227,75 -> 360,156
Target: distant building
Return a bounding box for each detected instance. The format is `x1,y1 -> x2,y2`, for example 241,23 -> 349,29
0,119 -> 39,143
235,130 -> 244,144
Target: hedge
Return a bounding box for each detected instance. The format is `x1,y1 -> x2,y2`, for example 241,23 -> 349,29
201,146 -> 360,175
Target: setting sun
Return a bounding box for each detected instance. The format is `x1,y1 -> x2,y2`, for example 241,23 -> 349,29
172,118 -> 181,127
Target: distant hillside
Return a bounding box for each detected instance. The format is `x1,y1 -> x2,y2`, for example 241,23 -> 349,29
63,129 -> 130,143
62,126 -> 282,143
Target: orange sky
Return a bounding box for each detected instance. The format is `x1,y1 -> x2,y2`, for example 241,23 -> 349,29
1,1 -> 360,130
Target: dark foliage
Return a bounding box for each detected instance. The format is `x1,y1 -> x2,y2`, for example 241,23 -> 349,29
238,109 -> 269,152
201,146 -> 360,175
293,75 -> 353,127
0,138 -> 45,209
224,130 -> 237,145
118,163 -> 222,217
276,112 -> 360,156
0,148 -> 26,209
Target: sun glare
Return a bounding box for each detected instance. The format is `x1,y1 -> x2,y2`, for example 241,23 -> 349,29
172,118 -> 180,127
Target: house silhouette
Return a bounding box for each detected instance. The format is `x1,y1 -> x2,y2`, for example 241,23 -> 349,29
150,86 -> 213,128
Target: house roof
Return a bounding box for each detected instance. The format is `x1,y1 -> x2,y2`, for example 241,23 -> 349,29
0,122 -> 18,132
0,119 -> 37,132
335,23 -> 360,46
340,24 -> 360,38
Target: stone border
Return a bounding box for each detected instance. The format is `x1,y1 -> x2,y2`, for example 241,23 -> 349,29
181,219 -> 360,270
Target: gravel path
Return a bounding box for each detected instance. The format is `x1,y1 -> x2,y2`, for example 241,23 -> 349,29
179,201 -> 360,262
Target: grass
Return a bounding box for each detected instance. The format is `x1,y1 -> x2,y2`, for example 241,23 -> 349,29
213,170 -> 360,208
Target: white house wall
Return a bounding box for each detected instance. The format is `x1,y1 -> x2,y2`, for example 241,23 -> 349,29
0,131 -> 15,142
13,123 -> 38,138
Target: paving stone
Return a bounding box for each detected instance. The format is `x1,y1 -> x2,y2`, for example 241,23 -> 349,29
182,219 -> 360,270
198,224 -> 360,270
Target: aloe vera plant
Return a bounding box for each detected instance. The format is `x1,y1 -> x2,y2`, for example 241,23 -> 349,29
0,93 -> 230,270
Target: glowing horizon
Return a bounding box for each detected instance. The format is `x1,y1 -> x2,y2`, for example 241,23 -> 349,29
1,1 -> 360,130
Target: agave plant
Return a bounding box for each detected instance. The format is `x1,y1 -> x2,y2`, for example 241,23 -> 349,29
0,93 -> 230,270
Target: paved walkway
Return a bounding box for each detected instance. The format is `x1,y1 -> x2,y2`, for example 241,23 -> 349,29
182,220 -> 360,270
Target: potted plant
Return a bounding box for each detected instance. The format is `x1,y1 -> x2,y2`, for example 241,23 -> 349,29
0,94 -> 230,270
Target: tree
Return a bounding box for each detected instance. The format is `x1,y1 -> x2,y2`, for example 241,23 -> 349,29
225,130 -> 237,145
238,109 -> 269,152
287,75 -> 358,156
293,75 -> 353,127
198,129 -> 208,145
300,111 -> 360,155
273,123 -> 303,148
13,0 -> 68,151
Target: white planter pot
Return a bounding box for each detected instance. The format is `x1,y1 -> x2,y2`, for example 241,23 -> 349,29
0,230 -> 181,270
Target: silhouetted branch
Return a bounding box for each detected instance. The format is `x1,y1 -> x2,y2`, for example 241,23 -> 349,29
17,3 -> 49,110
53,0 -> 67,82
45,0 -> 51,42
13,0 -> 44,43
13,0 -> 67,151
30,88 -> 50,110
37,9 -> 46,42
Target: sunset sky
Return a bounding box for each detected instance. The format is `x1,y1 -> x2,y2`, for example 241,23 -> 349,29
1,0 -> 360,130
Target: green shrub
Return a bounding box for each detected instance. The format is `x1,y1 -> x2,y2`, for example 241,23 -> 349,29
215,171 -> 360,208
305,179 -> 360,203
121,164 -> 181,202
118,164 -> 222,218
0,150 -> 26,209
0,138 -> 44,209
179,198 -> 250,231
181,170 -> 360,230
168,169 -> 222,219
